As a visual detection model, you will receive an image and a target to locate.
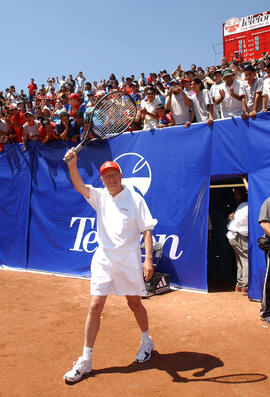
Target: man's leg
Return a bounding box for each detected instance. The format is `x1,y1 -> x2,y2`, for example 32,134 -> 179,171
126,295 -> 148,331
63,295 -> 107,384
126,295 -> 154,363
84,295 -> 107,347
261,253 -> 270,322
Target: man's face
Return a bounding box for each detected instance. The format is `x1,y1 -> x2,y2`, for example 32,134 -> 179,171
61,115 -> 69,124
244,70 -> 255,83
100,169 -> 122,196
25,114 -> 34,124
170,83 -> 180,94
224,74 -> 234,86
214,73 -> 223,83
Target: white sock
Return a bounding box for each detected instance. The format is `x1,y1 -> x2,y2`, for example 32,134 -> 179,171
141,330 -> 150,342
82,346 -> 93,361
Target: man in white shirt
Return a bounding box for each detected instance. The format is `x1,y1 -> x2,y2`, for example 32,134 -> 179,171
241,65 -> 263,117
226,189 -> 248,292
63,151 -> 156,384
165,79 -> 193,126
214,68 -> 245,119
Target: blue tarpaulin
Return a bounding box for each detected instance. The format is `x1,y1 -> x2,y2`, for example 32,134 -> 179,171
1,112 -> 270,300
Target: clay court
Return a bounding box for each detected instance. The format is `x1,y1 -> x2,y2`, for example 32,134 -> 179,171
1,268 -> 269,397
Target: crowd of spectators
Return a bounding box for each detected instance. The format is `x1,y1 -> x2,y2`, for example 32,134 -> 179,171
0,52 -> 270,152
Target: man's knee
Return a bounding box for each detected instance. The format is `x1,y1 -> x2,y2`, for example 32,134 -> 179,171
88,297 -> 106,317
126,296 -> 143,313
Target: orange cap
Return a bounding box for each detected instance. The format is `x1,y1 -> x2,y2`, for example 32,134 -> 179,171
100,161 -> 121,175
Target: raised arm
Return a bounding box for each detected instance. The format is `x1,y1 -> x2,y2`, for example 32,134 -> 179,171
64,148 -> 90,198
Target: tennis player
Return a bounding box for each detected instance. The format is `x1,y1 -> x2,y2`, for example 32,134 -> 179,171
63,148 -> 156,384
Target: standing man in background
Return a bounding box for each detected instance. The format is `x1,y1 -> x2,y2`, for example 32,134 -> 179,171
258,198 -> 270,325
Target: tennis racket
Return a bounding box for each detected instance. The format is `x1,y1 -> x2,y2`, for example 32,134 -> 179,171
64,91 -> 137,162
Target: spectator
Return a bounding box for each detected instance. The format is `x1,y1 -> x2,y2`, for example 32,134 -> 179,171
67,93 -> 86,118
55,111 -> 74,141
230,50 -> 244,64
210,69 -> 223,119
139,73 -> 147,85
66,75 -> 76,93
27,78 -> 37,105
17,99 -> 26,114
190,77 -> 214,125
70,111 -> 84,142
124,77 -> 133,95
52,99 -> 65,122
155,81 -> 167,106
238,64 -> 245,80
171,64 -> 184,80
215,68 -> 245,119
242,65 -> 263,118
220,56 -> 229,71
156,104 -> 175,128
42,106 -> 51,120
57,75 -> 66,88
186,70 -> 195,81
262,63 -> 270,111
165,79 -> 193,127
162,74 -> 171,89
75,72 -> 86,92
0,113 -> 9,151
130,82 -> 141,108
257,60 -> 267,79
22,112 -> 41,150
39,119 -> 59,143
140,87 -> 161,130
10,105 -> 25,142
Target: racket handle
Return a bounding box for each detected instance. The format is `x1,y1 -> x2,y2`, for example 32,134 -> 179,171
63,142 -> 85,163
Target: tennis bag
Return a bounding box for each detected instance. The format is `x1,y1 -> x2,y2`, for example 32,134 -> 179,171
257,234 -> 270,251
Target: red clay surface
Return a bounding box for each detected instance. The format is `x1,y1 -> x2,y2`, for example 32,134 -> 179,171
1,269 -> 269,397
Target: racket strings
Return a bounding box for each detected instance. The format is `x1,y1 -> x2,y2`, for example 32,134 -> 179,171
89,93 -> 136,139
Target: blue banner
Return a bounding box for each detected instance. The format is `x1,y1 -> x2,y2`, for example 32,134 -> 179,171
1,112 -> 270,299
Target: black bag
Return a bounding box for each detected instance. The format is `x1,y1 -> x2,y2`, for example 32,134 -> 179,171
257,234 -> 270,252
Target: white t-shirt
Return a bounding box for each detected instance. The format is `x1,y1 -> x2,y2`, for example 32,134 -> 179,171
262,77 -> 270,108
227,202 -> 248,237
76,76 -> 86,91
23,120 -> 41,140
141,96 -> 161,129
85,184 -> 156,254
165,93 -> 190,125
241,78 -> 264,113
210,83 -> 223,114
190,89 -> 214,122
219,79 -> 244,119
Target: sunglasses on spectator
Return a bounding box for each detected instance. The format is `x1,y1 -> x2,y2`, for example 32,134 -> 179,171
146,92 -> 154,95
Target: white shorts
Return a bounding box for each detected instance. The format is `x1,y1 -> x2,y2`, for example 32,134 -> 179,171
90,248 -> 147,297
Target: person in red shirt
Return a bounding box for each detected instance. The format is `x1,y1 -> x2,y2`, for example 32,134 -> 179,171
124,77 -> 133,95
38,120 -> 59,144
231,51 -> 244,64
68,93 -> 85,118
10,106 -> 26,142
28,78 -> 37,105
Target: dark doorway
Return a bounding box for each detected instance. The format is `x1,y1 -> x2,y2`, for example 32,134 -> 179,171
207,176 -> 247,292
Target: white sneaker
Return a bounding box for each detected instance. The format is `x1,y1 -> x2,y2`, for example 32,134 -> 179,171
136,337 -> 154,363
63,356 -> 92,384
